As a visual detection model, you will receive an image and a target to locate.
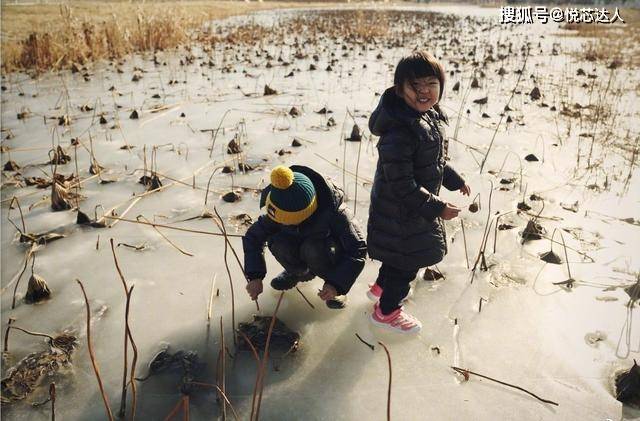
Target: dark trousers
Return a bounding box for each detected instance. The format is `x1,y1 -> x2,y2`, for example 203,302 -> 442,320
376,264 -> 418,315
268,232 -> 340,281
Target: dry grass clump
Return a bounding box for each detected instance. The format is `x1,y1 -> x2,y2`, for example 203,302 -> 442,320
1,1 -> 330,74
3,4 -> 198,73
560,8 -> 640,67
2,5 -> 464,74
209,9 -> 462,49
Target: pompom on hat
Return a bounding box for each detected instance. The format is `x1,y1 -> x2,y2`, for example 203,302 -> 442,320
264,166 -> 317,225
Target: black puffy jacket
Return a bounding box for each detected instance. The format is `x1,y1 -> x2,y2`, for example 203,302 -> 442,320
243,165 -> 367,295
367,87 -> 466,270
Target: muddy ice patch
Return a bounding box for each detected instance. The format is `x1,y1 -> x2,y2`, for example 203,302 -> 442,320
486,257 -> 529,287
1,333 -> 77,404
584,331 -> 607,348
136,345 -> 206,395
237,315 -> 300,354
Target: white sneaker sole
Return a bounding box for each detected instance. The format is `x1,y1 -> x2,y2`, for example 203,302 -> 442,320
369,313 -> 422,334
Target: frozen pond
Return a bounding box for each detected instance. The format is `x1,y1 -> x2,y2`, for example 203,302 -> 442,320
1,4 -> 639,420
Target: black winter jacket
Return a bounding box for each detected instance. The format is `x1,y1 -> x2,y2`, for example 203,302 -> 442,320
367,87 -> 466,270
242,165 -> 367,295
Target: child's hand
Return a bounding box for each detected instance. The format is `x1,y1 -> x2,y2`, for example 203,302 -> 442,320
459,184 -> 471,196
440,203 -> 461,220
318,283 -> 337,301
246,279 -> 263,301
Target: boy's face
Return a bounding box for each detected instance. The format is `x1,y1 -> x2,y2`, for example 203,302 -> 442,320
400,76 -> 440,113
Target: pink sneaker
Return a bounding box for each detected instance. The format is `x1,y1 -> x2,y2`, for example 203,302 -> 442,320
366,283 -> 383,302
369,303 -> 422,334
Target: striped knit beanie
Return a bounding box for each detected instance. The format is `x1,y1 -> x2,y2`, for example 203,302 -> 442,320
265,166 -> 317,225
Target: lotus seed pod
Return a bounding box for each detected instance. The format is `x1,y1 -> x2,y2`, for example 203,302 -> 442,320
51,182 -> 72,211
25,274 -> 51,304
222,191 -> 241,203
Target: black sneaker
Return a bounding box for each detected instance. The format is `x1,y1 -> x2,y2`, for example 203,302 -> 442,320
270,270 -> 314,291
325,295 -> 347,309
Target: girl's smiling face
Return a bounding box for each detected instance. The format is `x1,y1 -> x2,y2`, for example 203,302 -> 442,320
400,76 -> 441,113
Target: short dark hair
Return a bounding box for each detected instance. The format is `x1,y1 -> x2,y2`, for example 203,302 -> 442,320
393,50 -> 445,101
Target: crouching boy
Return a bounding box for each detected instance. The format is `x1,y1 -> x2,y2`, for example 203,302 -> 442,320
243,165 -> 367,309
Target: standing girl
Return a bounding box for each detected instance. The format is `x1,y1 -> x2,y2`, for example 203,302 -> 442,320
367,51 -> 470,334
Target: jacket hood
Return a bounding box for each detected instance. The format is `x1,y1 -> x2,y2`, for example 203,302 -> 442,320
369,87 -> 448,136
259,165 -> 343,214
369,87 -> 421,136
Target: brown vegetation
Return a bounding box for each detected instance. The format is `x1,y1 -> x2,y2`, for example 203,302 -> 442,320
1,1 -> 336,73
560,8 -> 640,67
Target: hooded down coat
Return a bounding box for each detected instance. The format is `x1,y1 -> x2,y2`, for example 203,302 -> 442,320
367,87 -> 466,270
242,165 -> 367,295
